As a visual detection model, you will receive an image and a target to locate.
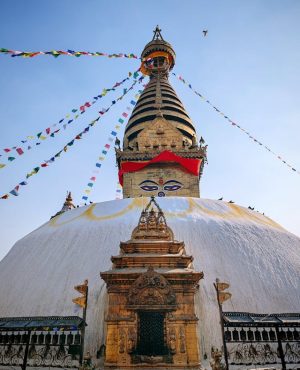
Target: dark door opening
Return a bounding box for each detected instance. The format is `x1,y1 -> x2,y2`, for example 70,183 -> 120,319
137,311 -> 166,355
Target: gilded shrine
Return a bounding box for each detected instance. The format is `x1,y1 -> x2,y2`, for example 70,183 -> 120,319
100,197 -> 203,369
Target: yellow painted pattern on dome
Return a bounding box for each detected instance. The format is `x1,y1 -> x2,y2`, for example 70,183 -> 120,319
188,199 -> 283,230
49,198 -> 145,227
49,197 -> 283,231
84,198 -> 144,221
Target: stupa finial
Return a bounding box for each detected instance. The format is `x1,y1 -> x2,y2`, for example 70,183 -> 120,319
153,25 -> 164,41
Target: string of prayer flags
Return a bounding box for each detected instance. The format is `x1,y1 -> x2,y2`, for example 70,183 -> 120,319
0,48 -> 138,59
0,71 -> 140,169
172,72 -> 300,176
81,91 -> 142,203
0,79 -> 143,200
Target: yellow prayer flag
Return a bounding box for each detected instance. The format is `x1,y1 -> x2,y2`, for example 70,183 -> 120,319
218,292 -> 232,304
0,164 -> 6,169
27,136 -> 35,140
217,282 -> 230,292
85,190 -> 91,194
40,136 -> 46,140
74,282 -> 88,295
72,296 -> 86,308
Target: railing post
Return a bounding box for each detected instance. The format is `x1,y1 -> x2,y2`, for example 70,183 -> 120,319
21,330 -> 31,370
275,325 -> 286,370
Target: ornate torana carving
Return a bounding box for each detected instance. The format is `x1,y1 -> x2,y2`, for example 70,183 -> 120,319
127,266 -> 176,307
131,197 -> 174,241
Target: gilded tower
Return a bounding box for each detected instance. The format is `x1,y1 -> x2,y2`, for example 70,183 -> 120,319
117,27 -> 207,198
101,197 -> 203,369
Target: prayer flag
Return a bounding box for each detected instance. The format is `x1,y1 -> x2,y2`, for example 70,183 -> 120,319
130,100 -> 136,105
118,118 -> 124,124
9,189 -> 19,196
111,131 -> 117,136
8,157 -> 15,161
218,292 -> 232,304
102,150 -> 107,155
216,282 -> 230,291
96,163 -> 101,168
72,296 -> 86,308
82,196 -> 88,200
0,164 -> 5,168
88,183 -> 94,187
105,144 -> 110,149
122,112 -> 128,118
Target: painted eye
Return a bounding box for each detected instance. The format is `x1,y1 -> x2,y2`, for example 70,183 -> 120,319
140,185 -> 159,192
164,184 -> 182,191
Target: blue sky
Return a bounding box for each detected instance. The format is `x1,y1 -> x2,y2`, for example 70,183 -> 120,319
0,0 -> 299,260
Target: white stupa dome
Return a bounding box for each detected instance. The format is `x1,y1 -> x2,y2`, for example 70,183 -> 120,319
0,197 -> 299,360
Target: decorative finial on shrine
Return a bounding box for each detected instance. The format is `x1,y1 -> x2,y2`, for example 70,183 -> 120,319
153,25 -> 164,41
50,191 -> 76,219
131,197 -> 174,241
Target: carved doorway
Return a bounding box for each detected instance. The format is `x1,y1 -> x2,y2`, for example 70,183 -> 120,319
137,311 -> 166,355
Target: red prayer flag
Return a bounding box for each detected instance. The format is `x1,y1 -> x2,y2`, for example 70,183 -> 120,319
4,148 -> 10,153
104,144 -> 110,149
16,148 -> 24,155
46,128 -> 51,134
41,163 -> 48,167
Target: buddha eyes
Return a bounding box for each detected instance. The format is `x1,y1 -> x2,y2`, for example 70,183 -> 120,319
139,180 -> 183,192
163,181 -> 182,191
163,184 -> 181,191
140,185 -> 159,192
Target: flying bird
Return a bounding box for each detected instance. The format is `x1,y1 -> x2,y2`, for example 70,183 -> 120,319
203,30 -> 208,37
